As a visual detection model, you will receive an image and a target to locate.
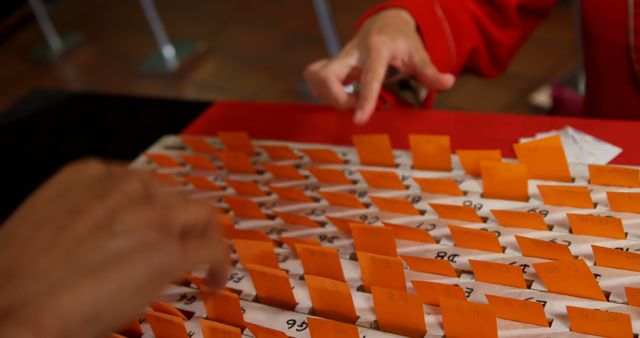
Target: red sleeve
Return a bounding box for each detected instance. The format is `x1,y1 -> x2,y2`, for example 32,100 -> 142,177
358,0 -> 559,77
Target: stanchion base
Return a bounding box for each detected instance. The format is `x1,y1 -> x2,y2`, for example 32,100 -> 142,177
31,32 -> 84,61
138,40 -> 208,74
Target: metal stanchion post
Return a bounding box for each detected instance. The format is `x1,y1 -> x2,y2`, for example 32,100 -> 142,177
311,0 -> 341,57
28,0 -> 82,60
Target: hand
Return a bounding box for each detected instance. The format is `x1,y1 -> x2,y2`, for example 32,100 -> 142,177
304,8 -> 455,125
0,159 -> 227,338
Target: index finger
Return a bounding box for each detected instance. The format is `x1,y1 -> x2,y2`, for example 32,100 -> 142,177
355,49 -> 391,125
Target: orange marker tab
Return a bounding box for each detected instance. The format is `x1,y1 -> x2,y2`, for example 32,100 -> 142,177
297,244 -> 345,281
608,191 -> 640,213
301,148 -> 344,164
305,275 -> 358,323
226,180 -> 267,197
280,237 -> 321,254
357,251 -> 406,292
184,176 -> 221,191
151,301 -> 188,320
154,172 -> 182,187
262,163 -> 305,181
491,209 -> 548,230
180,154 -> 217,170
513,135 -> 572,182
515,235 -> 574,261
592,245 -> 640,272
261,145 -> 298,160
383,222 -> 436,244
218,131 -> 254,155
145,311 -> 190,338
202,289 -> 245,329
370,196 -> 420,215
352,134 -> 395,167
181,135 -> 218,154
533,259 -> 606,301
225,227 -> 271,243
269,186 -> 314,203
440,298 -> 498,338
411,280 -> 466,306
568,213 -> 626,239
116,319 -> 143,337
274,211 -> 320,228
589,164 -> 640,187
246,323 -> 288,338
225,196 -> 267,220
359,169 -> 406,190
145,153 -> 182,168
308,167 -> 351,185
626,287 -> 640,307
351,223 -> 397,256
201,319 -> 243,338
481,161 -> 529,201
233,239 -> 279,269
485,294 -> 548,327
218,151 -> 256,174
371,286 -> 426,338
566,306 -> 633,338
429,203 -> 483,223
401,255 -> 457,277
456,149 -> 502,176
326,216 -> 357,233
538,184 -> 594,208
409,134 -> 452,171
318,191 -> 366,209
413,177 -> 463,196
469,259 -> 527,289
245,264 -> 297,310
449,225 -> 503,253
307,317 -> 360,338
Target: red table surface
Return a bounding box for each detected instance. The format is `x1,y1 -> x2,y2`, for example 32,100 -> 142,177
183,101 -> 640,165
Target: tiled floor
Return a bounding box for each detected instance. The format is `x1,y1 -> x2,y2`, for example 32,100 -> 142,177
0,0 -> 578,114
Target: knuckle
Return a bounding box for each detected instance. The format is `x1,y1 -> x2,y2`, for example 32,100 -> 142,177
364,34 -> 389,49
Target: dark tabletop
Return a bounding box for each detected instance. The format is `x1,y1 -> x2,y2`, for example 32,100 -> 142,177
0,89 -> 210,221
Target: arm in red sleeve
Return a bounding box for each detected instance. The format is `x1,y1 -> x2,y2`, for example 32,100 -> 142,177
359,0 -> 559,77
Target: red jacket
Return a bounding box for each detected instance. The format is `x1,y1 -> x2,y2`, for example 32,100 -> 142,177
360,0 -> 640,119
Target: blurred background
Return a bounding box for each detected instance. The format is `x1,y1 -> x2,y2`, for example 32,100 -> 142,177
0,0 -> 578,113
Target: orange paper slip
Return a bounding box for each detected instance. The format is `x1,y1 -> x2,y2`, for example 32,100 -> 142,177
411,280 -> 466,306
358,169 -> 406,190
318,191 -> 366,209
144,311 -> 190,338
218,151 -> 256,174
151,301 -> 187,320
307,317 -> 360,338
491,209 -> 548,230
357,251 -> 406,292
429,203 -> 483,222
592,245 -> 640,272
225,196 -> 267,220
513,135 -> 572,182
261,145 -> 298,160
352,134 -> 395,167
218,131 -> 254,154
401,255 -> 457,277
202,289 -> 245,329
588,164 -> 640,187
456,149 -> 501,176
246,323 -> 288,338
480,161 -> 529,201
371,286 -> 426,337
269,186 -> 314,202
180,135 -> 218,154
485,294 -> 549,327
608,191 -> 640,213
308,167 -> 351,185
440,298 -> 498,338
263,163 -> 305,180
568,213 -> 626,239
301,148 -> 344,164
469,259 -> 527,288
538,185 -> 594,208
626,287 -> 640,306
296,243 -> 345,281
305,274 -> 358,323
274,211 -> 320,227
245,264 -> 297,310
515,235 -> 574,260
350,222 -> 397,256
232,239 -> 279,269
566,306 -> 633,338
180,154 -> 217,170
145,153 -> 182,168
370,196 -> 420,215
226,179 -> 267,196
383,222 -> 437,244
449,225 -> 503,253
200,319 -> 242,338
409,134 -> 452,171
184,176 -> 221,191
533,259 -> 606,301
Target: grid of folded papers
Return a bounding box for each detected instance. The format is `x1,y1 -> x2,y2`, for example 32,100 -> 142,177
119,132 -> 640,338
